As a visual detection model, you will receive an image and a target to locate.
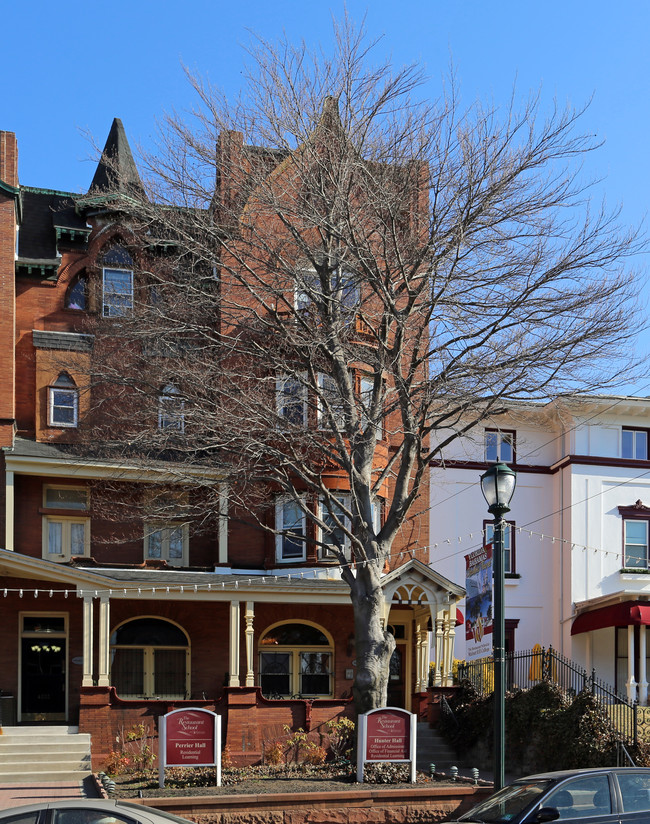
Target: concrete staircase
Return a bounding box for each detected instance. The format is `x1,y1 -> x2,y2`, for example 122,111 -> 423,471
0,727 -> 92,782
416,721 -> 459,775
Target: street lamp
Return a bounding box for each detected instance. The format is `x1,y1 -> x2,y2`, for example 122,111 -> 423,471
480,461 -> 516,791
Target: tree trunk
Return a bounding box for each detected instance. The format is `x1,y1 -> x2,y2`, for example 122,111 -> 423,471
350,564 -> 396,714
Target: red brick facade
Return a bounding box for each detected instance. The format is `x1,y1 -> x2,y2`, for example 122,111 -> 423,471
0,120 -> 462,771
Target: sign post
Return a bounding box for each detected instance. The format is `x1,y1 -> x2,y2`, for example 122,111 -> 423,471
356,707 -> 416,783
159,708 -> 221,788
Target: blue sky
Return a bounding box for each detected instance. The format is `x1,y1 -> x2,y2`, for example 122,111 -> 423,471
3,0 -> 649,382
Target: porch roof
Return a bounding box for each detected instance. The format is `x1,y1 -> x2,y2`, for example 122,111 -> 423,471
0,550 -> 465,608
571,600 -> 650,634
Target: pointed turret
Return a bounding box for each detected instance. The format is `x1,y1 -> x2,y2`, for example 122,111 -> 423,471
88,118 -> 143,194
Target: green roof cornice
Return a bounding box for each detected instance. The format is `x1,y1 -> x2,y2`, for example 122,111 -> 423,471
15,258 -> 59,281
55,225 -> 91,242
0,179 -> 19,197
0,179 -> 21,222
21,185 -> 76,198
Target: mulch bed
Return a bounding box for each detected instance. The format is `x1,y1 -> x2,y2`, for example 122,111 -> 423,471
109,766 -> 463,798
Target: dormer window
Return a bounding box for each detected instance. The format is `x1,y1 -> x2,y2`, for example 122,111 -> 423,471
102,247 -> 133,317
48,373 -> 78,428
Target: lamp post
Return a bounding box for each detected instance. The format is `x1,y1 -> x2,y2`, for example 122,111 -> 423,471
480,461 -> 516,791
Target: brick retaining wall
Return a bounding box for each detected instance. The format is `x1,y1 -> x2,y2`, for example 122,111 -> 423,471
126,784 -> 493,823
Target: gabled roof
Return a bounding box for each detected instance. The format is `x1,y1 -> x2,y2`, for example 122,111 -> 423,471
88,118 -> 143,195
382,557 -> 465,603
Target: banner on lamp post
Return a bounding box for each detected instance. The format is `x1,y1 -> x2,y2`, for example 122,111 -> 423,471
465,544 -> 493,661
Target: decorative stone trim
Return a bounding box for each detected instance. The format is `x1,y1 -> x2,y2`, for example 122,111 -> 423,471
32,329 -> 94,352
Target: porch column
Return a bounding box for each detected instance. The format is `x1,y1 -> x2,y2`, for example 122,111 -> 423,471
442,613 -> 452,687
97,595 -> 111,687
446,609 -> 456,686
627,624 -> 638,702
218,483 -> 229,565
245,601 -> 255,687
414,622 -> 424,692
640,625 -> 648,706
82,594 -> 94,687
4,469 -> 13,551
434,614 -> 444,687
229,600 -> 241,687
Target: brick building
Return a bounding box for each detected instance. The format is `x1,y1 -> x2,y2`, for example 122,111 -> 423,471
0,118 -> 463,768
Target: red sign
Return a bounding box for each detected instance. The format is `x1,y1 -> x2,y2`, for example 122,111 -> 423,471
165,709 -> 216,766
365,709 -> 410,760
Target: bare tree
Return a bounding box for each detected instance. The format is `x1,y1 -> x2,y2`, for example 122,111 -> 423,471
82,19 -> 644,712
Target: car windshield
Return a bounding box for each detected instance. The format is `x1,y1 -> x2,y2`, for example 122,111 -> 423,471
459,779 -> 553,823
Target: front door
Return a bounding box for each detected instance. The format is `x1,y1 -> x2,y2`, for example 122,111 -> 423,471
20,614 -> 67,722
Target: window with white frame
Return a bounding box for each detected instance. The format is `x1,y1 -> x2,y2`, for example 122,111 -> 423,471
622,428 -> 649,460
318,373 -> 346,430
295,269 -> 359,315
48,373 -> 78,428
275,498 -> 306,562
320,495 -> 350,558
484,520 -> 515,574
624,519 -> 649,569
276,375 -> 307,425
485,429 -> 515,463
43,517 -> 89,561
158,384 -> 185,432
259,622 -> 333,698
42,485 -> 90,562
101,247 -> 134,317
144,523 -> 188,566
44,485 -> 88,511
320,495 -> 381,559
358,375 -> 383,439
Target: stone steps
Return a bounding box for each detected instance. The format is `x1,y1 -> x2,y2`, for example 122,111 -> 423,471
416,721 -> 459,774
0,727 -> 92,782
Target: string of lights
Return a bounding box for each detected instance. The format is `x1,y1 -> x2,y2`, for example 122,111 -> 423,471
0,522 -> 629,599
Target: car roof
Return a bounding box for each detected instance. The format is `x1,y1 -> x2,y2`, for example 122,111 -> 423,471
0,801 -> 123,814
0,798 -> 192,824
516,767 -> 650,781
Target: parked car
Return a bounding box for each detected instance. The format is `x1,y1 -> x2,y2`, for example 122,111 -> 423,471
447,767 -> 650,823
0,799 -> 194,824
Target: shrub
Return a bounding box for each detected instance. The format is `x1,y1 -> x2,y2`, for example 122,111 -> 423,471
264,739 -> 284,765
325,717 -> 356,762
103,722 -> 156,776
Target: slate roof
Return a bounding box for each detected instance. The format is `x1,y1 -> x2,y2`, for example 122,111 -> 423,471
17,188 -> 87,262
89,118 -> 143,194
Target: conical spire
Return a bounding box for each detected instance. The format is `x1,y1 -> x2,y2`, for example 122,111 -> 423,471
89,118 -> 143,194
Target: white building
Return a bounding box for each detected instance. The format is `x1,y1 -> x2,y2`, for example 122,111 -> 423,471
430,396 -> 650,703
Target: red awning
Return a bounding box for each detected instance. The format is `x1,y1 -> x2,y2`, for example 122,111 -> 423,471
456,608 -> 464,627
571,601 -> 650,635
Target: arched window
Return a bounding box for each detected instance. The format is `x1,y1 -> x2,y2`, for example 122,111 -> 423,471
48,373 -> 78,428
110,617 -> 189,699
65,275 -> 87,310
259,621 -> 333,698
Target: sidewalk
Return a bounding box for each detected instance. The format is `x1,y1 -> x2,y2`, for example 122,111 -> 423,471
0,777 -> 99,810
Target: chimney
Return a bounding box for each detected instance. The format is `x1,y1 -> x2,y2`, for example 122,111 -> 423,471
0,131 -> 18,188
0,130 -> 17,446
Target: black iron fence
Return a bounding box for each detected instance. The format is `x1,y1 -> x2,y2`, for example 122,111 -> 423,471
458,646 -> 641,745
